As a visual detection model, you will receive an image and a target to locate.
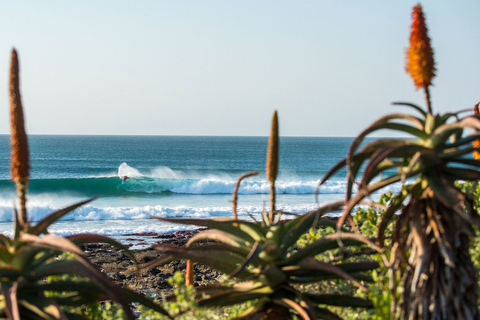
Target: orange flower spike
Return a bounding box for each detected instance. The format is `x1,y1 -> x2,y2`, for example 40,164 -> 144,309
10,49 -> 30,183
266,110 -> 279,184
10,48 -> 30,228
266,110 -> 279,222
474,102 -> 480,160
406,4 -> 436,113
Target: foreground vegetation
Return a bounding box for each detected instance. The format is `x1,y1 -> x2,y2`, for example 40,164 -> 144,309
1,3 -> 479,320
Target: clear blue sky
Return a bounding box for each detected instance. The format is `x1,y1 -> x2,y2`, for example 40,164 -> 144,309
1,1 -> 479,136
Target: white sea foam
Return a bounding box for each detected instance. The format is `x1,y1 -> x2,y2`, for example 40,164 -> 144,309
0,200 -> 333,239
0,200 -> 327,224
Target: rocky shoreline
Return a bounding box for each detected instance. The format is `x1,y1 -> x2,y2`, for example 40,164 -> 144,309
83,216 -> 340,298
82,229 -> 221,297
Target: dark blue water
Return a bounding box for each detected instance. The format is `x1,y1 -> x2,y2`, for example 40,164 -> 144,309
0,135 -> 352,180
0,135 -> 355,237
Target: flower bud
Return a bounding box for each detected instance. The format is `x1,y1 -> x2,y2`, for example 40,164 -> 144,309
406,4 -> 436,90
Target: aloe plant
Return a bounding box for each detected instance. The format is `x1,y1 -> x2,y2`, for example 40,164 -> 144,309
0,201 -> 170,320
145,111 -> 379,320
320,5 -> 480,319
321,103 -> 480,319
0,48 -> 170,320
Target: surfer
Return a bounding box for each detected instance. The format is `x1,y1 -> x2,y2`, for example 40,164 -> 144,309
122,175 -> 129,184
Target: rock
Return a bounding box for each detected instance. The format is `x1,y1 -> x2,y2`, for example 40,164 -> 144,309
81,230 -> 220,297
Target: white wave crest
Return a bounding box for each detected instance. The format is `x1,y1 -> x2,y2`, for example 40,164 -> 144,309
118,162 -> 143,178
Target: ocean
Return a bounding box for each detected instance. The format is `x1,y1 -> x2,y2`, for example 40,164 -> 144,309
0,135 -> 376,245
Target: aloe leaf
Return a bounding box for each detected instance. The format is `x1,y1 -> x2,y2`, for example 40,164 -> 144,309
444,168 -> 480,181
304,293 -> 373,308
338,174 -> 404,229
426,174 -> 458,208
392,102 -> 427,117
26,287 -> 103,306
198,286 -> 273,307
16,233 -> 84,256
229,241 -> 262,279
351,273 -> 375,282
345,150 -> 388,203
459,115 -> 480,130
153,217 -> 264,243
331,261 -> 380,274
196,284 -> 238,293
438,135 -> 480,150
362,159 -> 401,187
318,153 -> 371,191
430,124 -> 466,146
289,261 -> 379,284
13,208 -> 20,241
437,111 -> 470,124
1,282 -> 19,320
0,247 -> 13,264
314,307 -> 343,320
0,269 -> 26,281
345,117 -> 427,193
237,222 -> 268,240
362,144 -> 428,185
357,139 -> 418,155
138,254 -> 176,273
317,153 -> 369,205
349,114 -> 429,161
191,244 -> 268,269
378,192 -> 405,247
274,298 -> 313,320
283,208 -> 316,236
67,234 -> 138,267
121,287 -> 172,319
318,158 -> 347,188
21,281 -> 98,293
28,198 -> 97,236
0,234 -> 12,247
186,230 -> 253,252
280,236 -> 364,266
63,312 -> 89,320
10,245 -> 55,271
370,123 -> 429,140
18,297 -> 68,320
345,156 -> 366,202
184,243 -> 249,255
364,174 -> 404,194
233,304 -> 264,320
32,259 -> 135,320
448,158 -> 480,171
440,146 -> 478,159
151,245 -> 251,278
282,201 -> 344,250
431,117 -> 480,147
361,148 -> 398,183
198,291 -> 268,307
295,259 -> 375,291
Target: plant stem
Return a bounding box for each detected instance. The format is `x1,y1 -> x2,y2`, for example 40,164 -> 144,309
269,182 -> 276,223
16,179 -> 27,228
424,86 -> 432,114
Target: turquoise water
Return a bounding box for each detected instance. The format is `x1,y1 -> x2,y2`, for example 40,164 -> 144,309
0,135 -> 368,238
